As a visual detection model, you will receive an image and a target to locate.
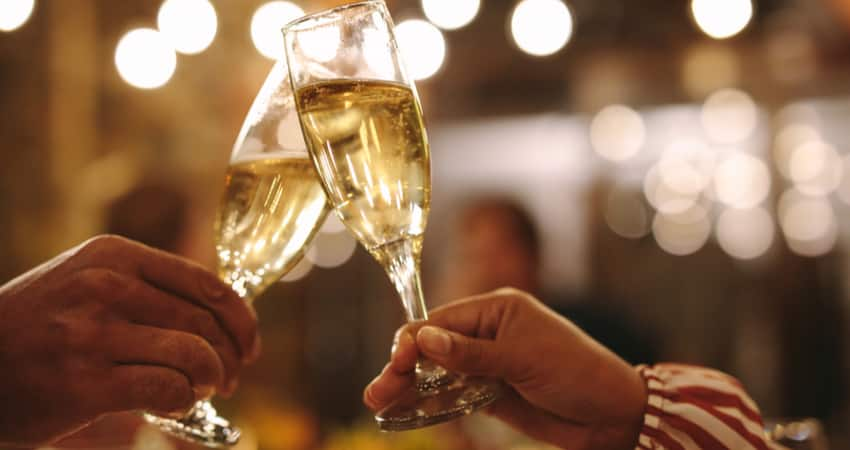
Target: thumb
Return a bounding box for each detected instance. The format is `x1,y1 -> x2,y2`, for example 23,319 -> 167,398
416,326 -> 508,379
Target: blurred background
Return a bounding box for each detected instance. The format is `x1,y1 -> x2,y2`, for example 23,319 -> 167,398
3,0 -> 850,448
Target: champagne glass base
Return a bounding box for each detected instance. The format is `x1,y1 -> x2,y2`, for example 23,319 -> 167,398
375,376 -> 501,431
143,400 -> 241,448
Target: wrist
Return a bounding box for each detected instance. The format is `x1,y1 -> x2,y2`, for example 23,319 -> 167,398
607,364 -> 648,449
585,356 -> 648,450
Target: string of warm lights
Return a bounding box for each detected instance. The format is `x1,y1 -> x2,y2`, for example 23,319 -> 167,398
0,0 -> 758,88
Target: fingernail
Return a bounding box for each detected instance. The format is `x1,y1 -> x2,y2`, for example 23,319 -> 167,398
418,326 -> 451,356
391,331 -> 413,357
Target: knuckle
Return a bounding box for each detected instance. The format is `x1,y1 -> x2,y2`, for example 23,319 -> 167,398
494,286 -> 534,308
80,234 -> 128,257
493,286 -> 524,299
73,268 -> 123,296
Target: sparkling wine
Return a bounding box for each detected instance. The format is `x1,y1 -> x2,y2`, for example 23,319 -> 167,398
295,79 -> 431,263
214,155 -> 329,299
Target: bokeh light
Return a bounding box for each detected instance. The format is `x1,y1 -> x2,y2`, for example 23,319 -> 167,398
276,112 -> 307,151
306,231 -> 357,268
510,0 -> 573,57
157,0 -> 217,54
590,105 -> 646,162
712,152 -> 770,209
422,0 -> 480,30
701,89 -> 758,143
320,213 -> 347,234
788,140 -> 842,196
773,123 -> 821,180
716,207 -> 774,260
644,164 -> 700,215
0,0 -> 35,32
281,257 -> 313,282
836,155 -> 850,206
682,44 -> 740,99
395,19 -> 446,81
652,206 -> 712,256
114,28 -> 177,90
297,25 -> 340,62
362,28 -> 397,79
658,138 -> 716,196
251,1 -> 304,60
691,0 -> 753,40
778,190 -> 837,257
605,184 -> 652,239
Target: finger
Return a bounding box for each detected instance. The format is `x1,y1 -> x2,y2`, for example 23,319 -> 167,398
416,325 -> 515,379
487,387 -> 588,448
389,328 -> 418,374
99,365 -> 195,416
90,235 -> 258,360
426,288 -> 522,338
111,274 -> 241,395
363,363 -> 414,412
101,322 -> 225,397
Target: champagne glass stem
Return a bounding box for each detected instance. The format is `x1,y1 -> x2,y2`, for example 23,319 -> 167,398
380,239 -> 427,322
375,238 -> 449,388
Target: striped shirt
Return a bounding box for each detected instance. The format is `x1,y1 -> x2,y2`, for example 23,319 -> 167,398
635,364 -> 787,450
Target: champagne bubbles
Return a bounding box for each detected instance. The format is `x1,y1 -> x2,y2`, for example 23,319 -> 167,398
590,105 -> 646,162
422,0 -> 480,30
251,1 -> 304,60
115,28 -> 177,89
716,207 -> 774,260
0,0 -> 34,32
701,89 -> 758,143
691,0 -> 753,40
510,0 -> 573,57
395,19 -> 446,80
157,0 -> 217,54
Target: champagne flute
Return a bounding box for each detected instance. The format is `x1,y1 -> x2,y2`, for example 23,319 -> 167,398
283,0 -> 500,431
143,61 -> 330,447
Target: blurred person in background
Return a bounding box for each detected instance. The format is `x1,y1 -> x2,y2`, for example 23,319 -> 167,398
435,198 -> 655,364
0,183 -> 260,447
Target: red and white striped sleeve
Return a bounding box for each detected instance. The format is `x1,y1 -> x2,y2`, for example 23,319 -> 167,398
634,363 -> 787,450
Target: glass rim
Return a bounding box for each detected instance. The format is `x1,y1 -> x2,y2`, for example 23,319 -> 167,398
282,0 -> 386,34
